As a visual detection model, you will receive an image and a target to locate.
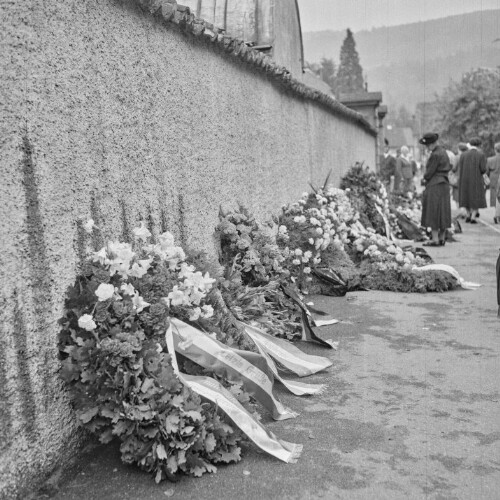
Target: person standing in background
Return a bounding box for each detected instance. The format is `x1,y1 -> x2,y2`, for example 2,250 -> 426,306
450,143 -> 468,213
487,142 -> 500,223
380,141 -> 397,190
399,146 -> 415,195
419,133 -> 452,246
457,137 -> 487,223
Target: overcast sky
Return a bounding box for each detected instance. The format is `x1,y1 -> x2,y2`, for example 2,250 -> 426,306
297,0 -> 500,32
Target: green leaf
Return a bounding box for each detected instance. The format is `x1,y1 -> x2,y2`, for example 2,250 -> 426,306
79,406 -> 99,424
165,414 -> 180,433
156,443 -> 168,460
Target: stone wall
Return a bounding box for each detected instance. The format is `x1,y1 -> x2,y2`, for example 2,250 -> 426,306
0,0 -> 376,496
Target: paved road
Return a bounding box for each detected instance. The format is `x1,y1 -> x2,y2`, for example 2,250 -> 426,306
46,209 -> 500,500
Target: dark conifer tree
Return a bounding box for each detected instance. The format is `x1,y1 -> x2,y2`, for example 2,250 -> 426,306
337,29 -> 364,94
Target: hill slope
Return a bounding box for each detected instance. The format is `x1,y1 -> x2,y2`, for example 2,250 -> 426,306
302,10 -> 500,110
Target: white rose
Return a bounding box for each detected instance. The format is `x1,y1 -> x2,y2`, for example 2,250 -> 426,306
303,267 -> 311,274
78,314 -> 96,331
95,283 -> 115,302
292,259 -> 301,266
294,248 -> 303,256
132,222 -> 151,242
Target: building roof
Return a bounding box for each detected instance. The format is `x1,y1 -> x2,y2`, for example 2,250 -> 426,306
339,91 -> 383,106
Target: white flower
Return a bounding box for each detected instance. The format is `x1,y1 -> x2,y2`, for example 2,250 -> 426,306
78,314 -> 96,331
129,259 -> 152,279
312,257 -> 321,265
314,238 -> 324,249
302,192 -> 309,198
83,219 -> 96,234
387,245 -> 396,254
292,259 -> 301,266
303,250 -> 312,260
178,263 -> 196,278
201,304 -> 214,318
278,225 -> 288,235
120,283 -> 136,296
107,241 -> 135,263
168,286 -> 187,306
95,283 -> 115,301
132,292 -> 150,313
309,217 -> 320,226
132,222 -> 151,242
158,231 -> 175,249
188,307 -> 202,321
92,247 -> 108,265
316,227 -> 323,235
294,248 -> 303,256
189,288 -> 205,305
303,267 -> 311,274
395,253 -> 404,263
308,238 -> 314,245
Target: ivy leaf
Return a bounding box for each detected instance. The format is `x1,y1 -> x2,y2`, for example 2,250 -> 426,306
165,414 -> 180,433
217,448 -> 242,463
204,433 -> 216,453
79,406 -> 99,424
185,410 -> 203,422
167,454 -> 178,473
140,377 -> 155,393
156,443 -> 168,460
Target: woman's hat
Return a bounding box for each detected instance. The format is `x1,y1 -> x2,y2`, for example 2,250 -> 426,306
419,133 -> 439,145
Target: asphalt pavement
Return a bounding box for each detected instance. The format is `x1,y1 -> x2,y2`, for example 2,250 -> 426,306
42,207 -> 500,500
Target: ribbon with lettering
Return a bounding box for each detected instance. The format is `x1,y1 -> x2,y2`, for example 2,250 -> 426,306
165,325 -> 302,464
170,318 -> 297,421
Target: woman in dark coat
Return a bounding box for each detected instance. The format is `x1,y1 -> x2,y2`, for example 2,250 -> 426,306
419,133 -> 452,246
457,137 -> 487,222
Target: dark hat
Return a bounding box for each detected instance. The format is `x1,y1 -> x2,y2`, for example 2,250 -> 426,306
469,137 -> 482,147
419,133 -> 439,145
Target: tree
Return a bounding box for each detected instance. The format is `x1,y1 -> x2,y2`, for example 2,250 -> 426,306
336,29 -> 364,94
319,57 -> 338,96
436,67 -> 500,156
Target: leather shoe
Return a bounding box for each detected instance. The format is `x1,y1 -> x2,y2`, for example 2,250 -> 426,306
423,241 -> 441,247
465,217 -> 471,223
470,219 -> 477,224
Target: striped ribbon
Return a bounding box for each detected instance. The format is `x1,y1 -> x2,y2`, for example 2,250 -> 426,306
170,318 -> 297,421
165,325 -> 303,464
241,321 -> 332,377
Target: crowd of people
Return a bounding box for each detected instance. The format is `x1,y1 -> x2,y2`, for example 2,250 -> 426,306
380,135 -> 500,247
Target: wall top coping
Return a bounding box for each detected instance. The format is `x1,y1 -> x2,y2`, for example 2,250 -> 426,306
135,0 -> 378,137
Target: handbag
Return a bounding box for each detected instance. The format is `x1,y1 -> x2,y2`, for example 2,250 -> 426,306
483,173 -> 491,188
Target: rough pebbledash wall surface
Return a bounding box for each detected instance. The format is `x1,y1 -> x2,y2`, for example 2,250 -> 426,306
0,0 -> 376,496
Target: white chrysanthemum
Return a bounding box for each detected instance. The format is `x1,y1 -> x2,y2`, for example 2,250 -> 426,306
95,283 -> 115,302
78,314 -> 96,331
